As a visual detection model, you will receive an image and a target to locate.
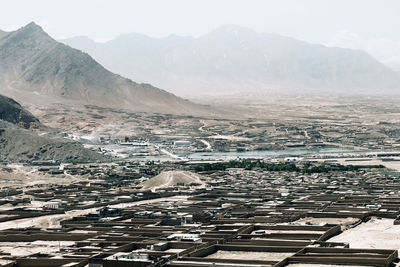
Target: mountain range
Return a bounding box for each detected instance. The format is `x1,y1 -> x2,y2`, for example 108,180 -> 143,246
62,25 -> 400,96
0,22 -> 211,115
1,22 -> 399,116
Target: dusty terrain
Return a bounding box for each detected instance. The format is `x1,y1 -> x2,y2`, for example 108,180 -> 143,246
0,164 -> 83,188
23,95 -> 400,158
205,250 -> 295,261
328,217 -> 400,252
294,217 -> 360,230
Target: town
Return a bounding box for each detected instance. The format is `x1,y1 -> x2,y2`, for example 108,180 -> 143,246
0,159 -> 399,266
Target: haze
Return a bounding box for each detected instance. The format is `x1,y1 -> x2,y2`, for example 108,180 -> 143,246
1,0 -> 399,43
2,0 -> 400,75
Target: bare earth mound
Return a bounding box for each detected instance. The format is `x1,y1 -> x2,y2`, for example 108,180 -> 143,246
141,171 -> 206,191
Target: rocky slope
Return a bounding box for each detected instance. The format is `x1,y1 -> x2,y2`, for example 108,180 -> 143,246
0,127 -> 105,163
0,93 -> 106,163
0,94 -> 41,129
62,25 -> 400,96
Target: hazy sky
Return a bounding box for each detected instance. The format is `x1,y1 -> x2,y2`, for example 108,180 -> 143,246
0,0 -> 399,44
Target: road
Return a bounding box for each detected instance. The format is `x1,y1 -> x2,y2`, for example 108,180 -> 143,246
200,139 -> 212,150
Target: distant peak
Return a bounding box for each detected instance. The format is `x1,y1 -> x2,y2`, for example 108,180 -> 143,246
203,24 -> 258,40
15,21 -> 50,37
23,21 -> 43,31
12,21 -> 51,39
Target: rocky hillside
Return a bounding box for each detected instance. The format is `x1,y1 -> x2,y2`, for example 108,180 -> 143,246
62,25 -> 400,96
0,22 -> 212,115
0,127 -> 105,163
0,94 -> 41,129
0,93 -> 106,163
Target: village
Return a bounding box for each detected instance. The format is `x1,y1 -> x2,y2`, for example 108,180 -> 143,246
0,160 -> 399,266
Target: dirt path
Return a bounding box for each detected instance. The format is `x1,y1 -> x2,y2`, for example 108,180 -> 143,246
200,139 -> 212,150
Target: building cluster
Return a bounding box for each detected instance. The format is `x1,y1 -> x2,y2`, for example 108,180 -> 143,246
0,163 -> 399,266
53,105 -> 400,162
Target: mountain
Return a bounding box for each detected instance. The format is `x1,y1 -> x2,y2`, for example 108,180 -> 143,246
0,94 -> 41,129
326,30 -> 400,73
62,25 -> 400,96
0,22 -> 211,115
0,93 -> 106,163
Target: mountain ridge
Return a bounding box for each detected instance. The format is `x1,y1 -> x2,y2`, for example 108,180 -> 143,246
61,24 -> 400,96
0,22 -> 213,115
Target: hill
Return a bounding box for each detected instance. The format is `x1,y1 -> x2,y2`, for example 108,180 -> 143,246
0,94 -> 41,129
0,127 -> 105,163
62,25 -> 400,96
141,171 -> 206,191
0,22 -> 213,115
0,93 -> 106,163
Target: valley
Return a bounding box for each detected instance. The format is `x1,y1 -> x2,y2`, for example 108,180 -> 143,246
0,7 -> 400,267
19,95 -> 400,166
